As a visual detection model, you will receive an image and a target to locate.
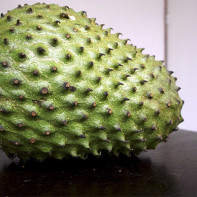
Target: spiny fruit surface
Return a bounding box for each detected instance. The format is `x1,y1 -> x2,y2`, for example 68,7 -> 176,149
0,3 -> 183,161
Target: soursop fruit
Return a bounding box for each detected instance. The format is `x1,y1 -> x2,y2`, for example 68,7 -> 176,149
0,3 -> 183,161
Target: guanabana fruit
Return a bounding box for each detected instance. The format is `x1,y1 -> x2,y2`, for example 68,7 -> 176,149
0,3 -> 183,161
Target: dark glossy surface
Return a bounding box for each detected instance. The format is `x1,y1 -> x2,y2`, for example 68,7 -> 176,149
0,129 -> 196,197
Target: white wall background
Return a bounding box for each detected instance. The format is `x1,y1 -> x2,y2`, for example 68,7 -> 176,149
168,0 -> 197,132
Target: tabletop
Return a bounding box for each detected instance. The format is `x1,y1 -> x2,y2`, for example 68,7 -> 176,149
0,129 -> 196,197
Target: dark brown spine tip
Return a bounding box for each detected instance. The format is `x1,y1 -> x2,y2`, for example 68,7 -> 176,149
83,114 -> 88,119
26,34 -> 32,40
36,25 -> 42,30
1,61 -> 8,68
135,129 -> 142,133
77,70 -> 82,76
107,109 -> 113,115
139,101 -> 144,106
73,101 -> 78,106
159,65 -> 162,70
116,127 -> 122,132
168,70 -> 174,75
117,82 -> 124,86
167,120 -> 173,126
40,87 -> 48,95
17,123 -> 23,128
30,138 -> 36,144
97,77 -> 102,82
55,20 -> 61,25
126,111 -> 131,117
151,125 -> 157,130
174,77 -> 177,81
86,88 -> 93,93
106,68 -> 113,73
104,31 -> 108,36
69,86 -> 77,92
33,69 -> 39,76
66,53 -> 71,60
27,8 -> 33,13
132,68 -> 138,73
37,14 -> 43,18
125,74 -> 131,79
150,73 -> 155,78
143,117 -> 148,122
92,102 -> 96,107
79,134 -> 86,138
31,111 -> 37,117
107,48 -> 113,53
52,38 -> 58,45
89,61 -> 94,67
159,88 -> 165,93
98,53 -> 105,59
116,33 -> 122,37
124,39 -> 130,44
19,53 -> 26,59
123,98 -> 130,102
104,91 -> 109,97
60,13 -> 69,19
139,138 -> 146,142
132,87 -> 137,92
140,80 -> 148,85
104,139 -> 111,143
87,38 -> 91,44
79,47 -> 84,52
19,95 -> 24,100
46,5 -> 50,8
4,38 -> 8,45
0,108 -> 6,113
73,28 -> 78,32
64,6 -> 70,10
97,35 -> 101,40
99,126 -> 106,130
167,102 -> 172,107
12,78 -> 21,85
9,27 -> 15,33
7,15 -> 12,21
62,120 -> 67,125
125,57 -> 132,62
177,87 -> 181,91
147,93 -> 153,99
37,47 -> 46,54
85,25 -> 90,30
155,110 -> 160,115
173,127 -> 179,131
65,33 -> 71,39
117,63 -> 123,67
51,66 -> 57,72
81,11 -> 87,16
1,13 -> 4,17
0,126 -> 4,132
140,64 -> 145,69
157,136 -> 163,140
63,82 -> 70,89
45,131 -> 51,136
48,104 -> 54,111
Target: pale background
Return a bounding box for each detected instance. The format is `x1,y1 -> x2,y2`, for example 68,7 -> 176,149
0,0 -> 196,131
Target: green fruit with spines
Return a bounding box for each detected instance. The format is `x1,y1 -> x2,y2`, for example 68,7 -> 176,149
0,3 -> 183,161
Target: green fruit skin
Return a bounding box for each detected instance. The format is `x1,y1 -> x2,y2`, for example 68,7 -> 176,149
0,3 -> 183,161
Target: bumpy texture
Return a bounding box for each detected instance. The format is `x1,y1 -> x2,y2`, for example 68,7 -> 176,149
0,3 -> 183,161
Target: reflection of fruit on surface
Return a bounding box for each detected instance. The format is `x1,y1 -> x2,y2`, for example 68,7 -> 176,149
0,3 -> 183,161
